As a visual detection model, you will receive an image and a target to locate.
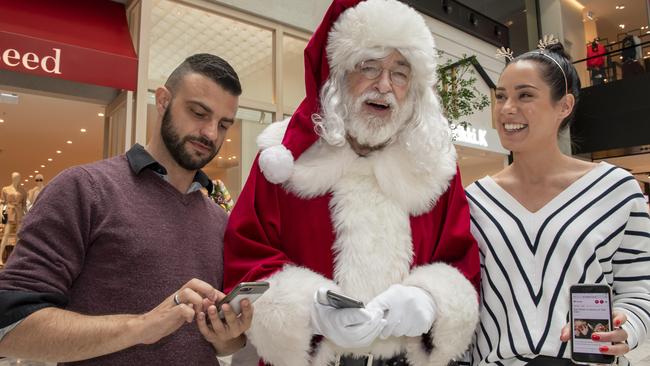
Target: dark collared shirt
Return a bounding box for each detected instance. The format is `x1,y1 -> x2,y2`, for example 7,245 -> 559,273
126,143 -> 214,195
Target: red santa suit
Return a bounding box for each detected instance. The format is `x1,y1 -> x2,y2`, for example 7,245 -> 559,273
224,1 -> 480,365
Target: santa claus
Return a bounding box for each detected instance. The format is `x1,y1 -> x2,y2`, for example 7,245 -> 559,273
224,0 -> 480,365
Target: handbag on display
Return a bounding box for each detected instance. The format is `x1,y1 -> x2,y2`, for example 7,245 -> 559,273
1,207 -> 7,225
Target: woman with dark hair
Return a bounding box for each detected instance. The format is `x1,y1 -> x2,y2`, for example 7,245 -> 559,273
463,40 -> 650,365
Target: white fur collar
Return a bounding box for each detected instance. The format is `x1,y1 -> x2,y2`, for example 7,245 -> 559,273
257,120 -> 457,216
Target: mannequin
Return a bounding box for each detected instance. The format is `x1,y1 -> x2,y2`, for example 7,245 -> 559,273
26,174 -> 46,211
586,38 -> 606,85
0,172 -> 27,264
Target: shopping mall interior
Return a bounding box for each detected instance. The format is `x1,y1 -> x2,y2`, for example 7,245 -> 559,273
0,0 -> 649,364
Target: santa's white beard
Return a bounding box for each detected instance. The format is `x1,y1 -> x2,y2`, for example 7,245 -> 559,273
345,91 -> 415,147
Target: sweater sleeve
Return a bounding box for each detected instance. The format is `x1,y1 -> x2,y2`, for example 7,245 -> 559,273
0,167 -> 98,328
611,194 -> 650,349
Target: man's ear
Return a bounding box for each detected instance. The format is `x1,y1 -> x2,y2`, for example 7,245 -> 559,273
155,87 -> 171,113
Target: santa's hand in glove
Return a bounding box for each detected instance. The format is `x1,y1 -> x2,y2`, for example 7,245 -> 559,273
367,284 -> 436,339
310,287 -> 386,348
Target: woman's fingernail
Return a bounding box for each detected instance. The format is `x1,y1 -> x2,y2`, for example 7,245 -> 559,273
615,319 -> 621,326
599,346 -> 609,352
592,334 -> 600,341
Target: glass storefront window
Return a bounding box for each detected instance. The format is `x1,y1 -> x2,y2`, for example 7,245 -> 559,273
148,0 -> 274,104
282,35 -> 308,113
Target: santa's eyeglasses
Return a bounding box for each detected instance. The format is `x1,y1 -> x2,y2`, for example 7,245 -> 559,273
35,179 -> 43,182
354,59 -> 411,87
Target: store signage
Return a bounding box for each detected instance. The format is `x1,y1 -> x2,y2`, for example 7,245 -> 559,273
0,28 -> 137,90
453,125 -> 488,147
1,47 -> 61,74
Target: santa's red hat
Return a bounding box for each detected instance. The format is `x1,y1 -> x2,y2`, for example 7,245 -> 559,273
259,0 -> 439,184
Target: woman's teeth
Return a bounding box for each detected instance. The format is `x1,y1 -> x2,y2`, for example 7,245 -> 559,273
504,123 -> 527,132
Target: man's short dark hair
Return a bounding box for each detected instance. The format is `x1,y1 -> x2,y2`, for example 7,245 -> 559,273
165,53 -> 242,96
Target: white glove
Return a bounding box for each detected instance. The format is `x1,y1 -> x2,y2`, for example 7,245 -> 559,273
310,288 -> 386,348
367,284 -> 436,339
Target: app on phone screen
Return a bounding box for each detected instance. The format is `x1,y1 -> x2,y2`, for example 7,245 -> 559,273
572,292 -> 611,354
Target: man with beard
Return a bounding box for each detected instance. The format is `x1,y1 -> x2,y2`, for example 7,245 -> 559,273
224,1 -> 480,366
0,54 -> 252,365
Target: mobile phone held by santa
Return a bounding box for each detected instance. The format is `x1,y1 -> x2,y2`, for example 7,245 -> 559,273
570,284 -> 615,365
218,281 -> 269,317
317,288 -> 364,309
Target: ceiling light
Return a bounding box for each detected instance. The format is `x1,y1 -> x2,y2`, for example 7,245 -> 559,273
34,170 -> 39,173
20,183 -> 24,186
0,118 -> 4,123
231,156 -> 237,159
56,150 -> 62,154
80,128 -> 87,133
615,5 -> 625,9
47,158 -> 52,161
217,156 -> 223,159
225,138 -> 232,142
619,24 -> 625,29
40,165 -> 45,168
66,140 -> 72,144
97,112 -> 104,117
24,179 -> 28,182
227,157 -> 232,160
29,175 -> 33,178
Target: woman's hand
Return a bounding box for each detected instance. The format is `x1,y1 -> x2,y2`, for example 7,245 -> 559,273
560,311 -> 629,357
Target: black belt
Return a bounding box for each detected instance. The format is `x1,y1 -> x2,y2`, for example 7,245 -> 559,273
331,353 -> 411,366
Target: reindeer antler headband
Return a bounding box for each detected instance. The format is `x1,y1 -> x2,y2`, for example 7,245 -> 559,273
495,34 -> 568,95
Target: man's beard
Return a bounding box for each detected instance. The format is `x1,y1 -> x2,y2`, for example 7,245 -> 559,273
161,107 -> 219,170
345,90 -> 415,147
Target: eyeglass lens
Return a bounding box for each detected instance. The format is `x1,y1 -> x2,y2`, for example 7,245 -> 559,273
358,60 -> 411,86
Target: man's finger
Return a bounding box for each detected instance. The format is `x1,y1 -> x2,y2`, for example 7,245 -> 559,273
239,299 -> 253,328
182,278 -> 220,302
196,312 -> 215,341
208,304 -> 228,335
175,303 -> 195,323
179,288 -> 205,313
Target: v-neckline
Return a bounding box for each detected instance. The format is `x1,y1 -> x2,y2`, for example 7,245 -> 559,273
482,162 -> 609,217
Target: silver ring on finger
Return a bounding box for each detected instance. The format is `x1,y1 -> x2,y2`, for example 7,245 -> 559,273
173,293 -> 182,306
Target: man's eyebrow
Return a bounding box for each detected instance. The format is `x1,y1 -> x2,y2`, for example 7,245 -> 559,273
187,100 -> 213,114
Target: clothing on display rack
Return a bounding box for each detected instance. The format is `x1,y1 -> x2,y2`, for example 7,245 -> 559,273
587,40 -> 607,85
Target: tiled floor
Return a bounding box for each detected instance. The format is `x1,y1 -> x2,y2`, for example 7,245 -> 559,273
2,341 -> 650,365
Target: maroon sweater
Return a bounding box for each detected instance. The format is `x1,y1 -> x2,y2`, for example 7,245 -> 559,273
0,151 -> 227,365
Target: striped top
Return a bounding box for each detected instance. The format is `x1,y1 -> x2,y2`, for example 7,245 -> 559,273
463,162 -> 650,365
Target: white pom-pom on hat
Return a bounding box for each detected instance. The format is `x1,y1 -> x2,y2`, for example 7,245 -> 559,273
259,144 -> 295,184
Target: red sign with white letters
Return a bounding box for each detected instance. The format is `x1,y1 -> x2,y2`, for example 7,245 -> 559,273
0,0 -> 138,91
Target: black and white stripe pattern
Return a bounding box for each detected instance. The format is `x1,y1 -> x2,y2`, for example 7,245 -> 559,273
462,163 -> 650,365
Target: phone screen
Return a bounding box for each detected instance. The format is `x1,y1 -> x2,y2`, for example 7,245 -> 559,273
571,285 -> 615,364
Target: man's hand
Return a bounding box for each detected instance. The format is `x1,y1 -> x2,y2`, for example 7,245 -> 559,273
130,278 -> 220,345
197,297 -> 252,356
367,284 -> 436,339
310,287 -> 386,348
560,311 -> 630,357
